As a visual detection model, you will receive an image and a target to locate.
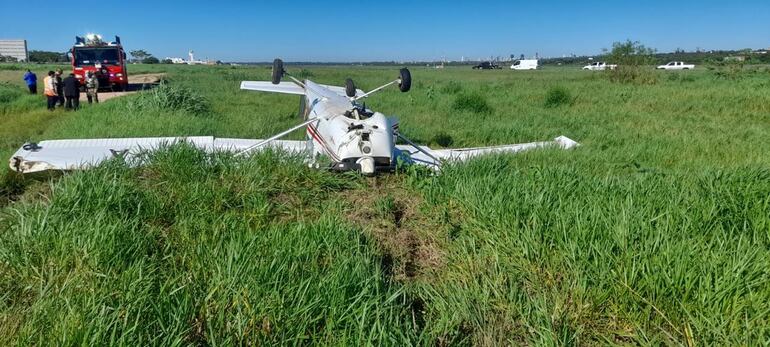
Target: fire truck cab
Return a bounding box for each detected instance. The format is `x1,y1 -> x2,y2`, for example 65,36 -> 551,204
70,34 -> 128,91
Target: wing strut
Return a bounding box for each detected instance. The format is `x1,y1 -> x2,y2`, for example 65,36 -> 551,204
397,133 -> 442,167
235,117 -> 318,157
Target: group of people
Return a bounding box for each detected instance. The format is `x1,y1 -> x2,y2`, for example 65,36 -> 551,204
24,69 -> 99,111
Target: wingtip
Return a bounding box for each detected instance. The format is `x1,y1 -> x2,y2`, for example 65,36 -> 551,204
554,136 -> 580,149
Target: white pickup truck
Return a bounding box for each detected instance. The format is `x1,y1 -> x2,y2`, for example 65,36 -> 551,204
657,61 -> 695,70
582,62 -> 617,71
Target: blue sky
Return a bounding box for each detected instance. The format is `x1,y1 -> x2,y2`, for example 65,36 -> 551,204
1,0 -> 768,62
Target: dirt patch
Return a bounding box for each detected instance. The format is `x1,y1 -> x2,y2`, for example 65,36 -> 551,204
78,73 -> 167,103
129,73 -> 166,85
342,175 -> 447,282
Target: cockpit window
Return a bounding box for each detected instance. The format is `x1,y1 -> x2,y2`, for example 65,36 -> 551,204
74,48 -> 120,66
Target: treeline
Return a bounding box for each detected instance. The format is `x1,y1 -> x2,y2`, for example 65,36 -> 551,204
28,50 -> 69,63
543,49 -> 770,66
0,51 -> 68,63
655,50 -> 770,64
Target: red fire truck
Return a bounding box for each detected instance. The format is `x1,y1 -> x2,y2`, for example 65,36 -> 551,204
70,34 -> 129,91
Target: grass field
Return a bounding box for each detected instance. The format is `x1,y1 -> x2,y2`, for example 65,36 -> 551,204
1,62 -> 769,345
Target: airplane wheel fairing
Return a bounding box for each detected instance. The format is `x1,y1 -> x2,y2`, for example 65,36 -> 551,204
345,78 -> 356,97
272,59 -> 284,85
398,68 -> 411,92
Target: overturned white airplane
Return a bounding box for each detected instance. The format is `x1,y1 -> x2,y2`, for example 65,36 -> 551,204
9,59 -> 578,175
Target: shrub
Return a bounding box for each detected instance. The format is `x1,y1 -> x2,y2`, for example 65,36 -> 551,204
440,81 -> 462,94
606,40 -> 659,85
142,56 -> 160,64
0,82 -> 23,103
544,86 -> 572,108
608,66 -> 659,85
667,73 -> 696,83
296,69 -> 315,79
453,93 -> 492,114
0,64 -> 24,71
431,132 -> 454,147
714,62 -> 745,80
127,83 -> 210,116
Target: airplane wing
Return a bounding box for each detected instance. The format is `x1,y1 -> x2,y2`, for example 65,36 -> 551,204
240,81 -> 365,98
240,81 -> 305,95
9,137 -> 309,173
396,136 -> 579,167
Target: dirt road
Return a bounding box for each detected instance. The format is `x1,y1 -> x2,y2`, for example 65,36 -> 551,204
79,73 -> 165,102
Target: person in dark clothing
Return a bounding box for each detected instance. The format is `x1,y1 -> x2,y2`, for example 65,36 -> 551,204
44,71 -> 57,111
62,73 -> 81,111
23,70 -> 37,94
54,69 -> 64,107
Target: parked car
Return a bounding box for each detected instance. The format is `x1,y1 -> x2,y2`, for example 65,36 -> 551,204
511,59 -> 538,70
473,62 -> 501,70
657,61 -> 695,70
582,62 -> 617,71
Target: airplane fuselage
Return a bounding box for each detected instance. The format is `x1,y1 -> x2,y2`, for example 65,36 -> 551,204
302,80 -> 398,174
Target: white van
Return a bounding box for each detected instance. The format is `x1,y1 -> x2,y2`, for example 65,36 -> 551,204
511,59 -> 538,70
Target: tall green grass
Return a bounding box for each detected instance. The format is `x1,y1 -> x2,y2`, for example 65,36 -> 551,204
126,83 -> 210,116
0,63 -> 769,345
414,155 -> 770,345
0,146 -> 416,345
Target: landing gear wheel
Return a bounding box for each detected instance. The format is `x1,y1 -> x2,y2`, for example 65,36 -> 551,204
271,59 -> 284,85
398,68 -> 411,92
345,78 -> 357,97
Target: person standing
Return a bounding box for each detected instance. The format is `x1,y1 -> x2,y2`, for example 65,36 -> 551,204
23,69 -> 37,94
43,71 -> 58,111
54,69 -> 64,107
62,73 -> 80,111
85,71 -> 99,104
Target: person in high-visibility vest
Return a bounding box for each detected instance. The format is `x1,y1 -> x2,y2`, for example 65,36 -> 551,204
43,71 -> 58,111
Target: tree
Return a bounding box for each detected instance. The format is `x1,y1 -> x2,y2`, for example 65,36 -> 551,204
29,50 -> 68,63
0,54 -> 19,63
129,49 -> 150,62
607,40 -> 657,66
142,56 -> 160,64
161,58 -> 173,64
606,40 -> 658,84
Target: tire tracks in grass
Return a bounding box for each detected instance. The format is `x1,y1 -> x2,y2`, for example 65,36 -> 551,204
338,174 -> 453,338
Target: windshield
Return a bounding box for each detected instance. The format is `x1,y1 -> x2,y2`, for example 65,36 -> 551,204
74,48 -> 121,66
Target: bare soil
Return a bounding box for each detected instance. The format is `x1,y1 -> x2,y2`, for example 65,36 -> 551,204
79,73 -> 166,102
341,175 -> 449,282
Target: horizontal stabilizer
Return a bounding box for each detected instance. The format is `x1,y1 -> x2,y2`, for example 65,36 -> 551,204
318,84 -> 365,98
240,81 -> 305,95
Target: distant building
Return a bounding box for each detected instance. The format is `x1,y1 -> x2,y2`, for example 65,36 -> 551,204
164,57 -> 187,64
164,50 -> 217,65
0,39 -> 28,62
